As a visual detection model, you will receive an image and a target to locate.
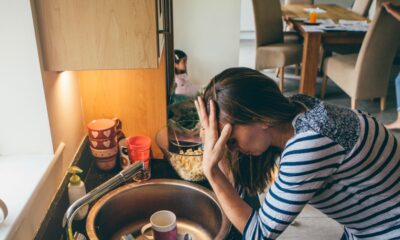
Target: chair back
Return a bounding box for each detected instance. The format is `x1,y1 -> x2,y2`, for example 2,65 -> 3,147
284,0 -> 313,4
374,0 -> 399,18
352,0 -> 372,17
355,6 -> 400,98
252,0 -> 284,47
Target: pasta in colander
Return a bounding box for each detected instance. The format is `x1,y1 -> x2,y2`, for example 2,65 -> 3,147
169,148 -> 206,181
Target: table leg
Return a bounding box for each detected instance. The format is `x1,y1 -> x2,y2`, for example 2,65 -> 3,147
299,33 -> 322,96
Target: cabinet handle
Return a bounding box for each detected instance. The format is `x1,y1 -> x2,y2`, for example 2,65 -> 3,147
158,0 -> 171,35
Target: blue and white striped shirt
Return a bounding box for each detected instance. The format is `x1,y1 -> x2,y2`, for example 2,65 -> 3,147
243,95 -> 400,239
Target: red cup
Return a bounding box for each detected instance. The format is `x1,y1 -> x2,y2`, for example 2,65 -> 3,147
127,136 -> 151,168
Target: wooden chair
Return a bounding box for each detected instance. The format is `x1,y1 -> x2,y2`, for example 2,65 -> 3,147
321,6 -> 400,111
252,0 -> 303,92
352,0 -> 373,17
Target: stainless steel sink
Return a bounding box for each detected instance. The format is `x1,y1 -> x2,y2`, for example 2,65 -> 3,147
86,179 -> 231,240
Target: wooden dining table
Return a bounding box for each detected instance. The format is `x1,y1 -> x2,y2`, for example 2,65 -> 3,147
282,4 -> 369,96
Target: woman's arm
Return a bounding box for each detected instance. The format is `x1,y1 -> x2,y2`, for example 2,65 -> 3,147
195,97 -> 252,232
206,166 -> 253,233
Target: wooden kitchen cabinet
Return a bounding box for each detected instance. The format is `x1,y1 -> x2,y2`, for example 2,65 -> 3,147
33,0 -> 164,71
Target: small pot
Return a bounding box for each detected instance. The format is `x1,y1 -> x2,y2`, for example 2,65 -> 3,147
95,155 -> 117,171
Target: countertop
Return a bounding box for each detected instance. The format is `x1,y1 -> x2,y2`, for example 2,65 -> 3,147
0,153 -> 54,240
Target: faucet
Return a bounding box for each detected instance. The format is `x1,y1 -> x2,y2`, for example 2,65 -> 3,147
62,161 -> 144,240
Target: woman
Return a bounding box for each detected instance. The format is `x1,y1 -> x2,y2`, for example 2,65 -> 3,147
195,67 -> 400,239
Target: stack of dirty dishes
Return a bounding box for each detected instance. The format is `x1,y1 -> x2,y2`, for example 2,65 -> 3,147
87,118 -> 121,171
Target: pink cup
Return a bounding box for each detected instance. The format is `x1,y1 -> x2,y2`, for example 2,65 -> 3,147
141,210 -> 177,240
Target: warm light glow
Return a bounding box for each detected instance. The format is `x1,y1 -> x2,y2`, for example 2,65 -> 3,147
57,71 -> 76,105
50,70 -> 85,146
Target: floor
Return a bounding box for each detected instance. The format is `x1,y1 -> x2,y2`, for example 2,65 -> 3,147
239,39 -> 400,239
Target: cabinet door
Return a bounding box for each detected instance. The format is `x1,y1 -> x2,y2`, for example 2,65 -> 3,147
33,0 -> 160,71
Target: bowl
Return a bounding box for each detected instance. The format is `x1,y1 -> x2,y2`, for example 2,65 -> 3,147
156,126 -> 206,182
167,100 -> 200,142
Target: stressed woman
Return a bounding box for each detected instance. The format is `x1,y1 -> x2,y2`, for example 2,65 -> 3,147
194,67 -> 400,239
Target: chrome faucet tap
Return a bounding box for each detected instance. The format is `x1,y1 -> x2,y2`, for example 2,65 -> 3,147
62,161 -> 144,240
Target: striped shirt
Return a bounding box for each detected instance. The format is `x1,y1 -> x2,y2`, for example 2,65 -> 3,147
243,95 -> 400,240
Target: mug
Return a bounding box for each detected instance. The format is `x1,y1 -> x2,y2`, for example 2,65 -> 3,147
90,145 -> 118,158
89,136 -> 118,150
0,198 -> 8,225
119,138 -> 131,169
95,154 -> 117,171
88,117 -> 125,171
87,118 -> 120,140
141,210 -> 177,240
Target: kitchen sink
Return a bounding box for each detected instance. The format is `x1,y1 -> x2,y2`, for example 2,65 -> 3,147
86,179 -> 231,240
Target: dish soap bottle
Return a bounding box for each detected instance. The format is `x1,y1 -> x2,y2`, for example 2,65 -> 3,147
68,166 -> 88,220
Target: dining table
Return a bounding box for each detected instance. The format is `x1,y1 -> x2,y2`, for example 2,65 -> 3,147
282,4 -> 369,96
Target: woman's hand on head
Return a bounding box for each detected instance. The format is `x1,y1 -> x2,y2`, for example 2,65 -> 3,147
195,97 -> 232,178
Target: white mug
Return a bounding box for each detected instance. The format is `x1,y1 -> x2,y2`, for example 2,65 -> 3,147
0,198 -> 8,224
119,138 -> 131,169
141,210 -> 177,240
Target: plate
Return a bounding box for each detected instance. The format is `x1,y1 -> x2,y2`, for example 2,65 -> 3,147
290,17 -> 307,22
321,25 -> 347,32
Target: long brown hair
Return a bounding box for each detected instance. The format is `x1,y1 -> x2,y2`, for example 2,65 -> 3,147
203,67 -> 300,195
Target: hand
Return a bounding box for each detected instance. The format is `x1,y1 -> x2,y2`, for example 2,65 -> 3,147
195,97 -> 232,177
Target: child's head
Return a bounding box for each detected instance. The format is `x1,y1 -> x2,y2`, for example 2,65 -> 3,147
174,49 -> 187,74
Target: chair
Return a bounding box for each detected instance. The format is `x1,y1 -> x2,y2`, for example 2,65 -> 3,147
352,0 -> 373,17
321,6 -> 400,111
252,0 -> 303,92
319,0 -> 373,71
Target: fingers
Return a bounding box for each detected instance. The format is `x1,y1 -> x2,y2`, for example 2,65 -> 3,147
194,99 -> 200,118
209,99 -> 217,132
213,124 -> 232,153
195,96 -> 209,128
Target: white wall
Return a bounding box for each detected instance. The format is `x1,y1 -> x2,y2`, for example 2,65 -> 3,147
174,0 -> 241,85
0,1 -> 52,155
241,0 -> 255,31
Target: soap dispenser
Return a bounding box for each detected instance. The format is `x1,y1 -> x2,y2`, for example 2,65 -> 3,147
68,166 -> 88,220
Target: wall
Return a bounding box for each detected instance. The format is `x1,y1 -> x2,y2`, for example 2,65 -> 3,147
41,72 -> 86,169
31,0 -> 87,209
174,0 -> 241,85
0,1 -> 86,238
77,52 -> 167,158
0,1 -> 52,155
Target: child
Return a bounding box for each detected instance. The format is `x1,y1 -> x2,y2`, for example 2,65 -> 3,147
174,49 -> 198,97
